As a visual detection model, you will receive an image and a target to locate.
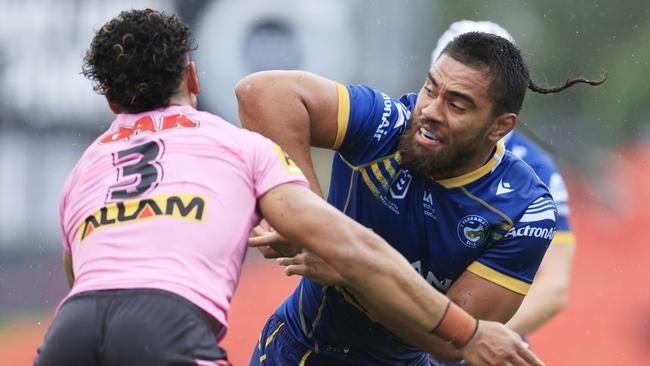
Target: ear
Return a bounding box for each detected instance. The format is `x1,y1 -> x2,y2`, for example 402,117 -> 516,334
488,113 -> 517,142
187,61 -> 200,96
107,100 -> 121,114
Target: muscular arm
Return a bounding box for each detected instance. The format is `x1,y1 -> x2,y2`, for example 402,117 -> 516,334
506,243 -> 575,335
236,71 -> 339,196
368,270 -> 525,363
258,182 -> 449,332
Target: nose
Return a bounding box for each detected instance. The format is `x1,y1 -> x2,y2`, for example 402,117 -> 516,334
419,96 -> 445,123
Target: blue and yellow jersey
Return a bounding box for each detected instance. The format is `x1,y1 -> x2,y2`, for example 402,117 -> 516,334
276,84 -> 557,365
505,131 -> 575,246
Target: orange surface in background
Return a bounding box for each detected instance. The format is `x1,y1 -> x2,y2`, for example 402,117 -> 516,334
4,145 -> 650,365
528,144 -> 650,365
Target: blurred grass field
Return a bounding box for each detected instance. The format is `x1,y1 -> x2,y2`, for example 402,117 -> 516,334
3,144 -> 650,365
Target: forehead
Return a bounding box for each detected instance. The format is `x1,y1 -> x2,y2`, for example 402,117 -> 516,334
428,54 -> 491,102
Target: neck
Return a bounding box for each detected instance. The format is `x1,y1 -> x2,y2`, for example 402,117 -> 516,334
168,93 -> 195,108
431,144 -> 497,181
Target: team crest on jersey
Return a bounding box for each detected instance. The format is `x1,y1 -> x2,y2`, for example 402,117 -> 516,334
457,215 -> 490,248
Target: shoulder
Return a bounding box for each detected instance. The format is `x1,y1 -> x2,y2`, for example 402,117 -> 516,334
337,84 -> 416,164
473,152 -> 554,221
344,83 -> 417,123
505,132 -> 558,180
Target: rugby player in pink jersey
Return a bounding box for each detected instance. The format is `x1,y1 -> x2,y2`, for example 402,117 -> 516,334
35,9 -> 544,366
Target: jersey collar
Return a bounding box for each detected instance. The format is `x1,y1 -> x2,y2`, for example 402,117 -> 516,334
435,139 -> 506,188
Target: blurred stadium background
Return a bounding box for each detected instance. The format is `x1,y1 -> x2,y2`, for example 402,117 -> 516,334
1,0 -> 649,364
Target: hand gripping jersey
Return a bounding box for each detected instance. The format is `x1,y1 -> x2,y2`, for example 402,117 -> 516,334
505,131 -> 575,246
58,105 -> 307,339
275,85 -> 557,365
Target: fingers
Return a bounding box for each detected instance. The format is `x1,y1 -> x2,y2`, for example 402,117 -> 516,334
249,231 -> 283,247
516,342 -> 544,366
503,340 -> 542,366
277,254 -> 315,277
277,252 -> 307,266
284,264 -> 309,277
277,254 -> 308,276
257,245 -> 283,258
251,225 -> 271,238
258,218 -> 274,231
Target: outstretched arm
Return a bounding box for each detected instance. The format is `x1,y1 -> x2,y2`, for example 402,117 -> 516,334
258,182 -> 543,366
277,251 -> 527,363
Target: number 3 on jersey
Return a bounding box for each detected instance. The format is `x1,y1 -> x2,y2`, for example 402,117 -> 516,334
107,140 -> 164,202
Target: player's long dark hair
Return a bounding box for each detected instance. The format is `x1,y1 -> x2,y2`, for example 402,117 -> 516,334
82,9 -> 197,113
441,32 -> 606,116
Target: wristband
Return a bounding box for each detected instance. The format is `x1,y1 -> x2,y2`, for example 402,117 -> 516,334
429,301 -> 479,348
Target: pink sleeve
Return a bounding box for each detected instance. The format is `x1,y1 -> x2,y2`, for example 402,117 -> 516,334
247,133 -> 309,197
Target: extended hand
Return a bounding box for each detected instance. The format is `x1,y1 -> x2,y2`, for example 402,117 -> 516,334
277,251 -> 345,286
460,321 -> 544,366
249,219 -> 303,258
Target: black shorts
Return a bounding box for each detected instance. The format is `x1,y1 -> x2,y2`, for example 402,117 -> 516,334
35,288 -> 232,366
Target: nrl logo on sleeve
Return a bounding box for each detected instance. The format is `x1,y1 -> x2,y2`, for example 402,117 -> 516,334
457,215 -> 490,248
390,169 -> 412,199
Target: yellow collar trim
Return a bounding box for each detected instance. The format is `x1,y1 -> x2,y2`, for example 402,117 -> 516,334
436,140 -> 505,189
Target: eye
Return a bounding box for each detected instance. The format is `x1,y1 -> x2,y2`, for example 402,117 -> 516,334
423,86 -> 435,97
449,101 -> 466,112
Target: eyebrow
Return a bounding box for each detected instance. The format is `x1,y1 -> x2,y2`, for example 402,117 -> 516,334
427,72 -> 477,108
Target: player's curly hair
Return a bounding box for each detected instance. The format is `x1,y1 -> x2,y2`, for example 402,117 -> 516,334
82,9 -> 196,113
442,32 -> 606,116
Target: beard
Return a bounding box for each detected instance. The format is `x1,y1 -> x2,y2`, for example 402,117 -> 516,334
398,119 -> 489,179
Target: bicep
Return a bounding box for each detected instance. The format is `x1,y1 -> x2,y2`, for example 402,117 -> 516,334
446,270 -> 525,323
235,70 -> 340,148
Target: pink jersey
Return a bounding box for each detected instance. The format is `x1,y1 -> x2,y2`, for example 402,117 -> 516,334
58,105 -> 307,338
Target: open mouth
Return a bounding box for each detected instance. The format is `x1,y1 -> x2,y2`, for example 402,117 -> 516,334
416,123 -> 445,147
419,127 -> 439,142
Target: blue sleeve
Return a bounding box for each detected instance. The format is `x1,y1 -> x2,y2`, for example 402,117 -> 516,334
524,158 -> 575,245
507,134 -> 574,242
468,194 -> 557,295
334,83 -> 413,166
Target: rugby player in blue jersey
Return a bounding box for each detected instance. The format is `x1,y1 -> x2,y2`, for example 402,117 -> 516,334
431,19 -> 578,339
237,32 -> 603,365
425,20 -> 583,366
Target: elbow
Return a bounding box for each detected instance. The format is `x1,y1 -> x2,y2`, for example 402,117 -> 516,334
235,71 -> 272,129
235,72 -> 265,103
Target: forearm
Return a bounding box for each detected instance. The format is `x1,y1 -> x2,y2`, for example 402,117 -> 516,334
302,206 -> 450,331
260,184 -> 450,332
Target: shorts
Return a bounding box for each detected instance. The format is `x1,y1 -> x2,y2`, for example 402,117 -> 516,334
35,288 -> 232,366
250,313 -> 429,366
